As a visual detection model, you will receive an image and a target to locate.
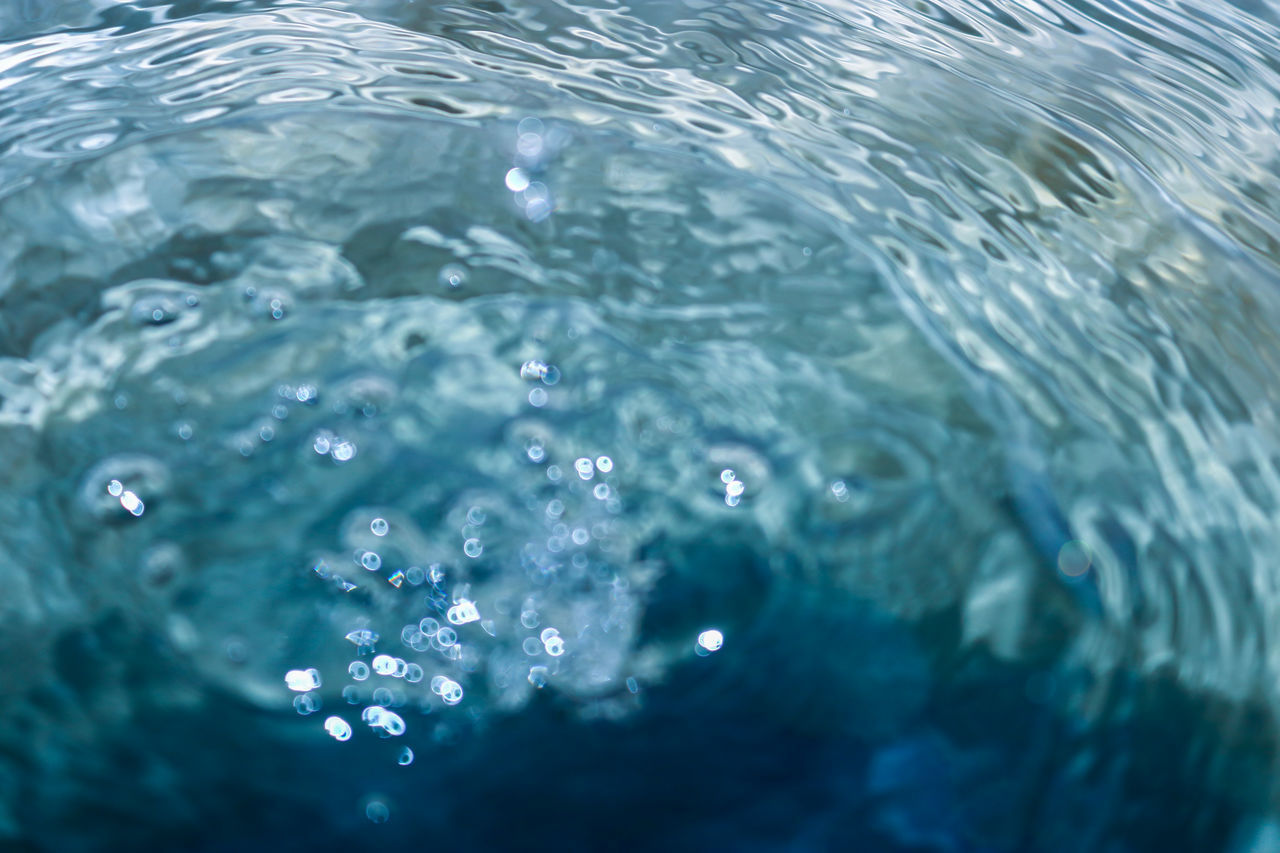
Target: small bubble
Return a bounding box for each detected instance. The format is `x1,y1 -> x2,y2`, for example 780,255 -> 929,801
342,685 -> 361,704
522,637 -> 542,656
372,655 -> 397,676
541,365 -> 561,385
596,456 -> 613,473
593,483 -> 610,500
120,491 -> 144,516
285,668 -> 322,692
830,480 -> 849,501
349,661 -> 370,681
574,458 -> 595,480
324,716 -> 353,741
571,527 -> 590,546
405,663 -> 424,683
313,433 -> 331,454
1058,540 -> 1093,578
365,800 -> 390,824
626,677 -> 639,694
520,609 -> 539,629
293,693 -> 320,715
177,423 -> 193,440
361,551 -> 382,571
720,469 -> 736,484
546,499 -> 564,519
405,566 -> 425,585
398,747 -> 415,766
107,480 -> 123,497
439,679 -> 463,705
419,617 -> 440,636
539,628 -> 560,643
463,538 -> 483,559
295,384 -> 317,403
543,636 -> 565,656
438,264 -> 468,289
272,404 -> 289,420
528,387 -> 548,407
725,479 -> 745,498
697,629 -> 724,652
371,518 -> 389,536
520,360 -> 548,381
505,168 -> 531,192
447,600 -> 481,624
372,687 -> 394,706
526,441 -> 546,463
258,425 -> 275,442
528,666 -> 549,688
546,465 -> 562,483
331,440 -> 356,462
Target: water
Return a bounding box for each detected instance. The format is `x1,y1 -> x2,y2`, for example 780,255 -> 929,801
2,0 -> 1280,849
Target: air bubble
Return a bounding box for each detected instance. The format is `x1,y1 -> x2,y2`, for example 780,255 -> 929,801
370,518 -> 389,536
463,538 -> 483,559
522,638 -> 542,656
438,264 -> 468,289
419,617 -> 440,636
593,484 -> 610,500
361,551 -> 382,571
398,747 -> 414,766
324,716 -> 353,741
331,440 -> 356,462
697,629 -> 724,652
349,661 -> 370,682
528,387 -> 548,407
285,668 -> 322,692
595,456 -> 613,473
720,469 -> 736,484
574,458 -> 595,480
544,636 -> 565,656
439,679 -> 463,705
528,666 -> 549,688
437,627 -> 458,647
293,693 -> 320,715
539,628 -> 560,643
505,168 -> 530,192
107,480 -> 123,497
520,360 -> 549,381
405,663 -> 424,683
365,801 -> 390,824
372,655 -> 397,675
447,600 -> 480,624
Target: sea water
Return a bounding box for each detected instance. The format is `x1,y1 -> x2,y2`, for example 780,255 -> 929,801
2,0 -> 1280,849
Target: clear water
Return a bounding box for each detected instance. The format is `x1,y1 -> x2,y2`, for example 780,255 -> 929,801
3,0 -> 1280,849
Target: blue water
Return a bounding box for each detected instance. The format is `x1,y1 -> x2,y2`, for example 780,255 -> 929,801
3,0 -> 1280,849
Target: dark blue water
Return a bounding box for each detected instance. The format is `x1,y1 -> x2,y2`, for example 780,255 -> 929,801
3,0 -> 1280,850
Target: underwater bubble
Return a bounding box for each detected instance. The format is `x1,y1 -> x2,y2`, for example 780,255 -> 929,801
437,627 -> 457,647
365,801 -> 390,824
324,716 -> 353,742
528,387 -> 548,407
285,668 -> 322,692
830,480 -> 850,502
526,441 -> 546,463
331,440 -> 356,462
522,638 -> 542,656
293,693 -> 320,715
593,484 -> 610,500
438,264 -> 467,289
398,747 -> 414,766
405,663 -> 424,683
697,629 -> 724,652
342,686 -> 361,705
466,506 -> 487,526
361,551 -> 382,571
345,629 -> 379,650
370,518 -> 389,536
596,456 -> 613,473
575,458 -> 595,480
626,677 -> 639,694
371,655 -> 397,676
725,480 -> 745,498
1059,540 -> 1093,578
107,480 -> 123,497
362,706 -> 386,725
520,609 -> 539,629
447,600 -> 480,625
120,491 -> 145,517
571,528 -> 590,546
439,680 -> 463,705
312,434 -> 331,455
520,360 -> 549,381
348,661 -> 370,682
463,538 -> 483,559
405,566 -> 425,586
430,675 -> 448,695
539,628 -> 560,643
372,687 -> 394,706
546,465 -> 562,482
541,365 -> 561,385
720,469 -> 736,484
546,499 -> 564,519
419,617 -> 440,636
528,666 -> 549,689
505,168 -> 530,192
380,711 -> 406,736
543,636 -> 565,657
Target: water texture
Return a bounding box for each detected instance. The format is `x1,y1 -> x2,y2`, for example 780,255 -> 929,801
2,0 -> 1280,849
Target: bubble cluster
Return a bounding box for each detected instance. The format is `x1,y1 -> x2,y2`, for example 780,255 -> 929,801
447,600 -> 480,625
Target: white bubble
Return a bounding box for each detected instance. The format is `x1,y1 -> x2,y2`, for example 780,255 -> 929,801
505,167 -> 531,192
447,600 -> 480,624
539,628 -> 560,643
830,480 -> 849,501
571,527 -> 590,546
463,538 -> 483,559
725,479 -> 745,498
543,636 -> 565,657
120,491 -> 144,516
438,263 -> 468,289
593,483 -> 610,500
436,627 -> 458,647
371,654 -> 397,675
528,387 -> 548,407
439,679 -> 463,705
348,661 -> 370,682
331,440 -> 356,462
324,716 -> 353,741
398,746 -> 415,766
361,551 -> 382,571
520,360 -> 548,381
574,457 -> 595,480
377,709 -> 406,735
293,693 -> 320,715
405,663 -> 424,683
697,629 -> 724,652
285,668 -> 322,692
528,666 -> 548,688
313,434 -> 331,455
370,518 -> 389,536
595,456 -> 613,473
106,480 -> 123,497
430,675 -> 448,694
720,469 -> 736,484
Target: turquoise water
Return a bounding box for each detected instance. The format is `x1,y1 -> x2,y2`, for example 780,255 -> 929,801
3,0 -> 1280,849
